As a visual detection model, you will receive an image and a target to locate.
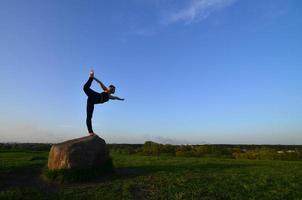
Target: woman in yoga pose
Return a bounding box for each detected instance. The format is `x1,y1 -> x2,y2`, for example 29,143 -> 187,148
83,70 -> 124,135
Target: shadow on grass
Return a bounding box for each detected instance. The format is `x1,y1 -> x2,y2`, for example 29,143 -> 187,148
42,158 -> 115,184
2,153 -> 259,188
0,164 -> 61,196
63,161 -> 259,186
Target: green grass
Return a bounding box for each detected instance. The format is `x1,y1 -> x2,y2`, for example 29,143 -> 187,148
1,150 -> 302,200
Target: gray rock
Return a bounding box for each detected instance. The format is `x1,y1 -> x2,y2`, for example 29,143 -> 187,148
48,135 -> 110,170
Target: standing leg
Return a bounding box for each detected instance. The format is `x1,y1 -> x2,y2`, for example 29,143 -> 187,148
86,98 -> 95,134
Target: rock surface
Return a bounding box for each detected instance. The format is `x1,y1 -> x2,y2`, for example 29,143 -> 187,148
48,135 -> 110,170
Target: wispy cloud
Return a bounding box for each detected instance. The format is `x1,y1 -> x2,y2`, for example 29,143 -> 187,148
153,136 -> 207,145
124,0 -> 237,37
164,0 -> 237,24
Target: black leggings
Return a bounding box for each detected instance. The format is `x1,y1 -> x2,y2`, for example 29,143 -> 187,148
83,77 -> 97,133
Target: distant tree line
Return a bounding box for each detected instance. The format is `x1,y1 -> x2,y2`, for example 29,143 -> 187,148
0,143 -> 51,151
1,142 -> 302,161
109,141 -> 302,161
107,143 -> 142,155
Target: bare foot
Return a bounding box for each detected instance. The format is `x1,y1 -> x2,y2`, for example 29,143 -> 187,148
89,132 -> 95,136
89,70 -> 94,78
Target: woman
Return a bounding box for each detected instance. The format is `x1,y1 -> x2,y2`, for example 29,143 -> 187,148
83,70 -> 124,135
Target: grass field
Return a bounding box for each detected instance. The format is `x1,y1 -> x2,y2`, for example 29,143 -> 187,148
0,150 -> 302,200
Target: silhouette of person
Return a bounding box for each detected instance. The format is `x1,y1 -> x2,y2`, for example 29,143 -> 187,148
83,70 -> 124,135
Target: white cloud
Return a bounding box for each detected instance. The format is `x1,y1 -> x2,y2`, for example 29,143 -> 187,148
164,0 -> 237,24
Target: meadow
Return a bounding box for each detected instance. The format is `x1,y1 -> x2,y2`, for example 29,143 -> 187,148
0,148 -> 302,200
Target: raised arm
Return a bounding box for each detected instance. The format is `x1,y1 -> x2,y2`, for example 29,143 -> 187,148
109,95 -> 125,101
93,77 -> 108,91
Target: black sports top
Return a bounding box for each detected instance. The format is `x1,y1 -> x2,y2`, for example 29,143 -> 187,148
95,92 -> 110,104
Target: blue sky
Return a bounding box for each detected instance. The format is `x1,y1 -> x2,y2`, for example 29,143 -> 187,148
0,0 -> 301,144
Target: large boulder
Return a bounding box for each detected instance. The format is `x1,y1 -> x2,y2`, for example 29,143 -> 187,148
48,135 -> 110,170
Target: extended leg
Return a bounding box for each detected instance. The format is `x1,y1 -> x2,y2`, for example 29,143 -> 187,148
83,77 -> 95,97
86,99 -> 94,134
